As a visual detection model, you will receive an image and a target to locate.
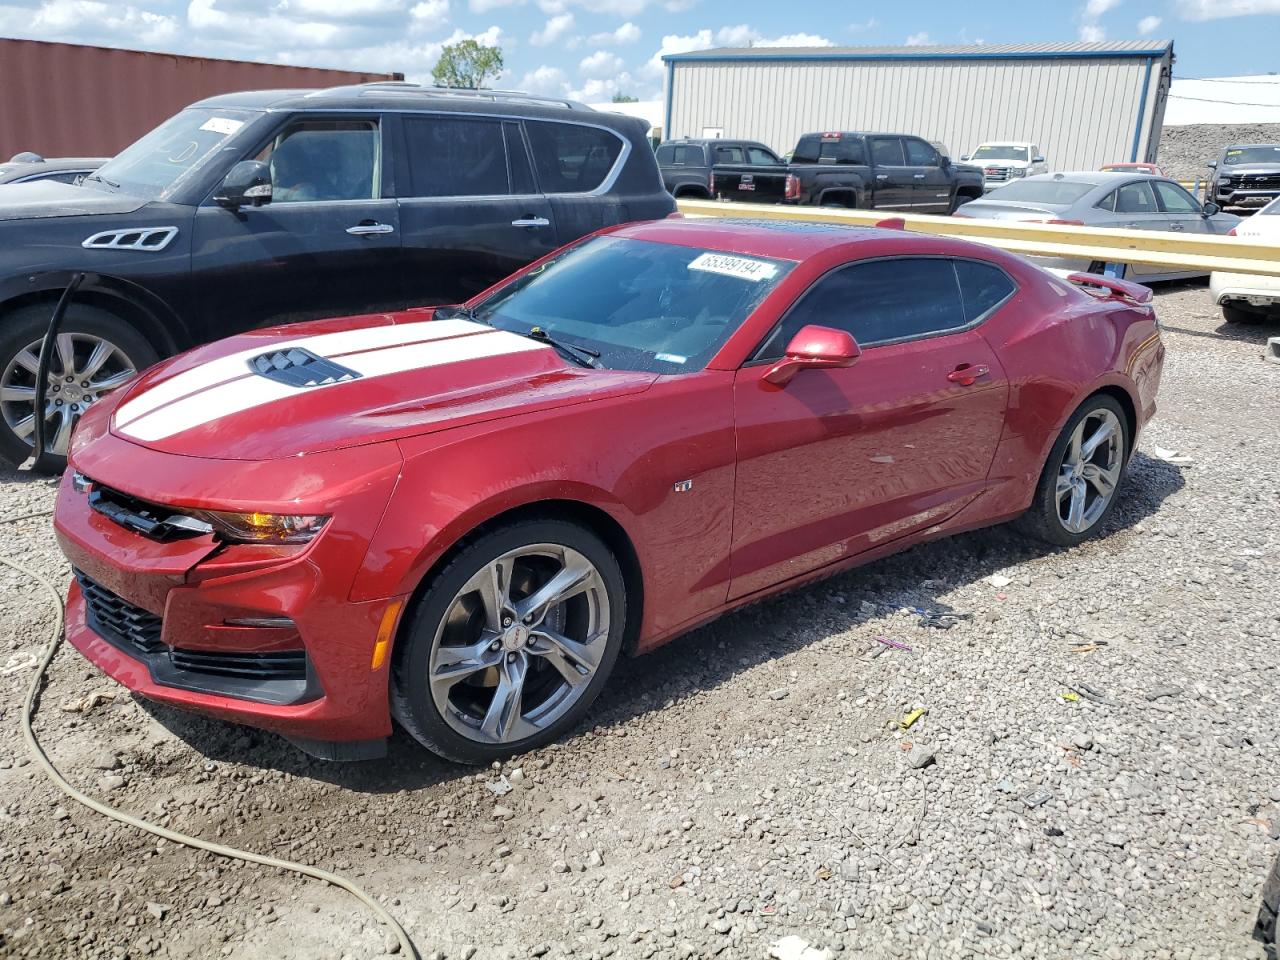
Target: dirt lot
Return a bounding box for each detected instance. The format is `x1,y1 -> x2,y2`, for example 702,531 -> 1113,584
1,283 -> 1277,960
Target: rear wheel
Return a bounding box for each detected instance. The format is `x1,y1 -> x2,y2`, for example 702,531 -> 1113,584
0,303 -> 158,468
1017,394 -> 1130,547
1222,302 -> 1268,325
950,192 -> 977,214
392,519 -> 626,764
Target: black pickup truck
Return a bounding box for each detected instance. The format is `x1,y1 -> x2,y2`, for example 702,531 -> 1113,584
656,138 -> 785,199
709,131 -> 985,214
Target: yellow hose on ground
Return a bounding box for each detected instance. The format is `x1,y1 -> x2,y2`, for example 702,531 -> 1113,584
3,509 -> 419,959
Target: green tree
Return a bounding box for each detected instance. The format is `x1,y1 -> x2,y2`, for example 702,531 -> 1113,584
612,93 -> 639,103
432,39 -> 504,89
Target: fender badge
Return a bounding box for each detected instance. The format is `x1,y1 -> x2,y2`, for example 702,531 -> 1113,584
673,479 -> 693,493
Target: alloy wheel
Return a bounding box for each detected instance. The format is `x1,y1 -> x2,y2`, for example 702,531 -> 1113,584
1056,408 -> 1123,535
1,333 -> 137,455
428,543 -> 610,746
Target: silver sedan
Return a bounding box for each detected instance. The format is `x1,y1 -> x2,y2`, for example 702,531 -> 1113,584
955,171 -> 1240,281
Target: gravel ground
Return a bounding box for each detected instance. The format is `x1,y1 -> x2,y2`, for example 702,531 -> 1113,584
1,283 -> 1278,960
1158,124 -> 1280,181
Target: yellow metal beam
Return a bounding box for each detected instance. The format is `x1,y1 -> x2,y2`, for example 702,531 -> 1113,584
675,199 -> 1280,278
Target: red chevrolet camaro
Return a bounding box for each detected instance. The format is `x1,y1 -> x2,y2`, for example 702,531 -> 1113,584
54,219 -> 1164,764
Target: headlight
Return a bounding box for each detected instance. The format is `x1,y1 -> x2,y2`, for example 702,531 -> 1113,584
1219,178 -> 1232,186
185,510 -> 329,544
1009,167 -> 1027,177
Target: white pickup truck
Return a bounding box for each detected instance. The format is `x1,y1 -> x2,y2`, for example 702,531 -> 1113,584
961,141 -> 1049,191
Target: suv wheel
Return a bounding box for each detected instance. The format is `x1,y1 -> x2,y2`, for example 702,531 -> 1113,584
392,519 -> 626,764
0,303 -> 159,467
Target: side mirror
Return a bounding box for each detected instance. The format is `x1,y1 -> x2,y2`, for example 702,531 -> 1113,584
1207,160 -> 1218,170
940,155 -> 951,168
763,325 -> 861,386
214,160 -> 272,209
959,154 -> 970,161
1034,155 -> 1046,164
1201,201 -> 1220,216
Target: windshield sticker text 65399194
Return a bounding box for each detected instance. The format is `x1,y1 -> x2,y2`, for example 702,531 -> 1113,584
687,253 -> 779,282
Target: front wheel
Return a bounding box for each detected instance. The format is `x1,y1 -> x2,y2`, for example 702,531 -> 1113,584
1017,394 -> 1130,547
0,302 -> 159,467
391,519 -> 626,764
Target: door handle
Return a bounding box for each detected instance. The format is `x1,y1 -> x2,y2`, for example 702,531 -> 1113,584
511,217 -> 551,228
1169,223 -> 1185,231
947,363 -> 990,386
913,174 -> 926,179
346,222 -> 395,237
875,174 -> 889,181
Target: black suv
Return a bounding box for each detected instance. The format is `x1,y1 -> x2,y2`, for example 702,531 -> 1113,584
656,138 -> 785,198
0,83 -> 674,463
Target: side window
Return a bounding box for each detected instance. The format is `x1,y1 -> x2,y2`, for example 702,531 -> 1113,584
747,147 -> 781,165
954,260 -> 1016,322
655,145 -> 675,165
526,121 -> 624,193
505,123 -> 536,195
714,145 -> 745,164
870,137 -> 906,166
1097,190 -> 1118,213
1153,180 -> 1201,213
1113,181 -> 1157,214
792,136 -> 821,164
754,258 -> 967,360
401,116 -> 508,198
257,119 -> 379,202
904,138 -> 939,166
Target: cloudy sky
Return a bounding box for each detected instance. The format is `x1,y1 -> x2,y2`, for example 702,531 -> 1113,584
0,0 -> 1277,102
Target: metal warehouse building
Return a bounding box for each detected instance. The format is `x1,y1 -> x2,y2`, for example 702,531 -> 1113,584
662,40 -> 1174,171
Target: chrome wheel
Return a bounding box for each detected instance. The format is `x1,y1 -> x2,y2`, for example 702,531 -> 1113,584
428,543 -> 610,746
1,333 -> 137,456
1056,408 -> 1123,535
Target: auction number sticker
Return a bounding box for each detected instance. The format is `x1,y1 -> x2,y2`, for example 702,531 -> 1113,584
688,253 -> 778,282
200,117 -> 245,136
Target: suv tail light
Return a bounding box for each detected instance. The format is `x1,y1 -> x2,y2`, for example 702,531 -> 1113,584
1228,227 -> 1237,236
784,173 -> 801,201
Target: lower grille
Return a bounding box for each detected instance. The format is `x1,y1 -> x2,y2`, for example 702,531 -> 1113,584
76,571 -> 163,655
72,569 -> 318,705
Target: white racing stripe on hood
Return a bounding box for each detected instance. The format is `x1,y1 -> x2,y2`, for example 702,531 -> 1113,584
116,325 -> 549,443
115,318 -> 488,428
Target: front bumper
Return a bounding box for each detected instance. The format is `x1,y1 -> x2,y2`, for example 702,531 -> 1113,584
1216,188 -> 1280,208
54,437 -> 406,749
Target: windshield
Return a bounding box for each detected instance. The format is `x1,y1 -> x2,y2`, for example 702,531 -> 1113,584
471,236 -> 794,374
1261,196 -> 1280,216
972,145 -> 1030,162
987,179 -> 1094,204
1223,146 -> 1280,166
86,108 -> 260,200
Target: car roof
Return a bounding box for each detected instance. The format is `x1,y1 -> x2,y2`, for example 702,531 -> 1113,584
1025,171 -> 1167,185
605,217 -> 947,260
976,141 -> 1033,146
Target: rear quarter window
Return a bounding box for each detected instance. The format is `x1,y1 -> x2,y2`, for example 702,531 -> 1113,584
526,121 -> 624,193
954,260 -> 1017,322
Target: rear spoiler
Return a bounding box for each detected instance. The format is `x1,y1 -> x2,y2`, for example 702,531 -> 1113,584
1066,272 -> 1153,305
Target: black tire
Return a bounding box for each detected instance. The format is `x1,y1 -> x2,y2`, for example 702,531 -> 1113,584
950,193 -> 976,215
1016,394 -> 1131,547
0,302 -> 160,468
1223,303 -> 1267,325
391,518 -> 627,765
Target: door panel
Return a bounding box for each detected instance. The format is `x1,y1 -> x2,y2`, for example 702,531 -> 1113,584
729,332 -> 1007,599
905,138 -> 951,213
868,137 -> 914,210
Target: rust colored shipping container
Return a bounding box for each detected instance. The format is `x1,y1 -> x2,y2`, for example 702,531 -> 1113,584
0,39 -> 401,160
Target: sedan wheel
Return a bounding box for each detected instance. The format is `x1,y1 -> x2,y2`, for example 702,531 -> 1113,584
1018,394 -> 1130,547
393,520 -> 625,764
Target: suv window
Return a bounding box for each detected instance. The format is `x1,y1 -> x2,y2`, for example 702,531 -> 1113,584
526,121 -> 623,193
794,135 -> 864,165
402,116 -> 510,197
747,147 -> 781,165
870,138 -> 906,166
1153,180 -> 1201,213
1111,181 -> 1157,215
258,119 -> 379,203
954,260 -> 1016,322
714,145 -> 745,164
905,138 -> 939,166
755,258 -> 970,358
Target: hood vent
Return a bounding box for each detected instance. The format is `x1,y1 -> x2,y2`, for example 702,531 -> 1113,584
248,348 -> 361,388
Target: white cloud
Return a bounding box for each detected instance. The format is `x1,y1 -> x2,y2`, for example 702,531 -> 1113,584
4,0 -> 181,45
286,0 -> 407,16
531,11 -> 573,45
1137,13 -> 1162,32
408,0 -> 448,28
641,28 -> 712,80
587,21 -> 641,45
469,0 -> 521,11
1079,0 -> 1119,40
714,23 -> 756,46
1084,0 -> 1120,16
580,49 -> 624,77
711,25 -> 833,47
1176,0 -> 1280,17
904,31 -> 931,45
763,33 -> 832,46
849,17 -> 878,31
518,64 -> 569,94
1078,22 -> 1106,40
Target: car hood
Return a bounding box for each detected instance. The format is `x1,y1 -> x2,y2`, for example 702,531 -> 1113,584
1221,164 -> 1280,175
0,180 -> 148,220
107,310 -> 659,461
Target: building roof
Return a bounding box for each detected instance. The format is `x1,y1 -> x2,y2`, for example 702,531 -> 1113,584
664,40 -> 1172,63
